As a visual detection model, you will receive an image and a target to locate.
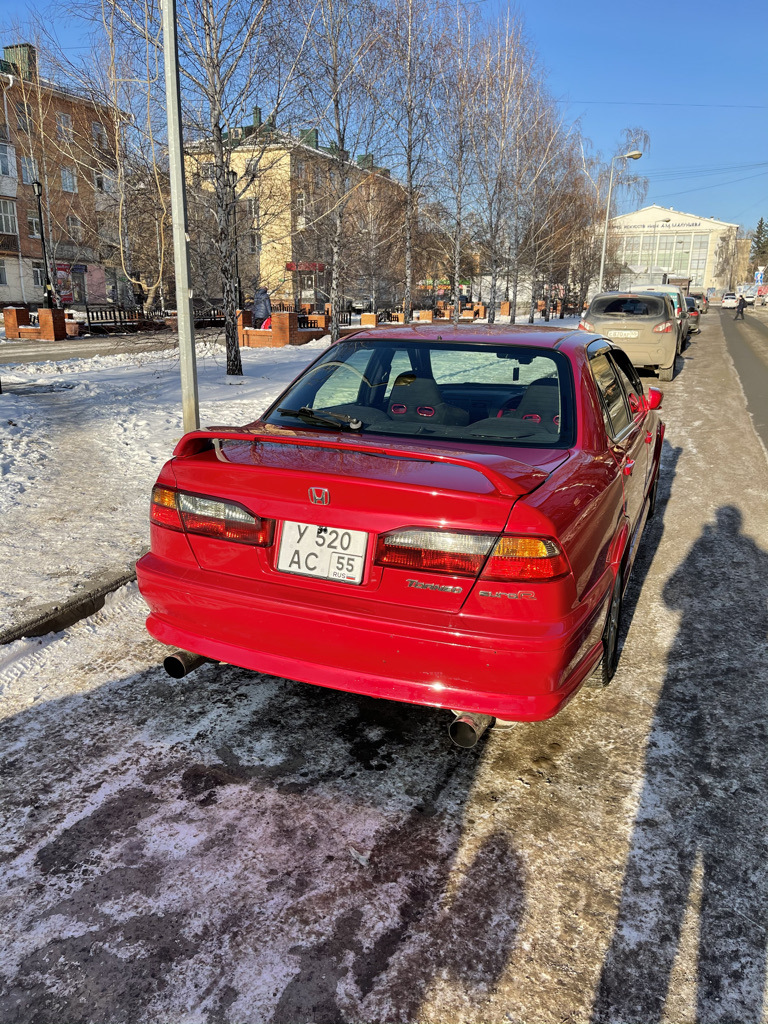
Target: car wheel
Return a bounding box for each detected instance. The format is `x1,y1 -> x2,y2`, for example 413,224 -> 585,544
588,568 -> 623,688
659,362 -> 674,381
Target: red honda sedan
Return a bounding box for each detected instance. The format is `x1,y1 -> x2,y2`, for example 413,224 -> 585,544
136,326 -> 664,747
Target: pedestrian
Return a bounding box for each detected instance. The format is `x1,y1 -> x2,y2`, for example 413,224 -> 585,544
734,294 -> 747,320
251,285 -> 272,330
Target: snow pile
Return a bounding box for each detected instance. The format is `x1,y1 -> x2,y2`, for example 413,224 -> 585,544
0,339 -> 330,630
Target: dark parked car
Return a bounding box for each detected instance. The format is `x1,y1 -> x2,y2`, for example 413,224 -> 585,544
685,296 -> 701,333
689,290 -> 709,313
137,325 -> 664,748
580,291 -> 679,381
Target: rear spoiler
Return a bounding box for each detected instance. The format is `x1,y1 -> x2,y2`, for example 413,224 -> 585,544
173,429 -> 547,499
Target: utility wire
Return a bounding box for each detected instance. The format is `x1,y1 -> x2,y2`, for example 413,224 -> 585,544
650,169 -> 768,201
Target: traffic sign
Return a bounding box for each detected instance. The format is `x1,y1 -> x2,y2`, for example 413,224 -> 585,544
756,271 -> 764,284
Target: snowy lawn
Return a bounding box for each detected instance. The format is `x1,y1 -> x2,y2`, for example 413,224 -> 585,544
0,339 -> 331,631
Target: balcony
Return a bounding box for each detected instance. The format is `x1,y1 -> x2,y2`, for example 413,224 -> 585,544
0,173 -> 17,198
0,232 -> 20,252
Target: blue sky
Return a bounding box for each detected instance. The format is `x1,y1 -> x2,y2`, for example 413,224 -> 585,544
515,0 -> 767,230
7,0 -> 767,231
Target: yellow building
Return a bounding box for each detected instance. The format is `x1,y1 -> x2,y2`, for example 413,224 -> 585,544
187,119 -> 404,308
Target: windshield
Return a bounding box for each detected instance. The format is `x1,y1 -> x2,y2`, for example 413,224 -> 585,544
590,295 -> 666,317
263,338 -> 575,448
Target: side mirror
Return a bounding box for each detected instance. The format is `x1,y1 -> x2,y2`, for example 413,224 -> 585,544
647,386 -> 663,410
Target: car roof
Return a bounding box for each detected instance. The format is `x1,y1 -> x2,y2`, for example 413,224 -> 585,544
336,324 -> 583,351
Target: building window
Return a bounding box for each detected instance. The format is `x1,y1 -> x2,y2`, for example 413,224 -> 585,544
15,101 -> 32,133
92,121 -> 108,150
296,191 -> 306,230
0,143 -> 14,177
0,199 -> 18,235
20,156 -> 38,184
201,162 -> 215,180
27,210 -> 41,237
61,167 -> 77,193
248,231 -> 261,254
0,259 -> 7,286
94,171 -> 105,191
67,214 -> 83,242
32,261 -> 44,287
56,112 -> 73,141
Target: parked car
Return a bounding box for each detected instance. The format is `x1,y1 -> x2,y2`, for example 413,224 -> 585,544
639,285 -> 690,348
136,326 -> 664,748
685,296 -> 701,332
744,289 -> 758,306
721,293 -> 738,309
689,290 -> 709,313
580,291 -> 679,381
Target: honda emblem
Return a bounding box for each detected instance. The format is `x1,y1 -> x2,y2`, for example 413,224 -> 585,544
309,487 -> 330,505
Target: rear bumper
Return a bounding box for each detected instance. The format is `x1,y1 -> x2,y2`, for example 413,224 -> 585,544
613,336 -> 677,369
137,553 -> 608,721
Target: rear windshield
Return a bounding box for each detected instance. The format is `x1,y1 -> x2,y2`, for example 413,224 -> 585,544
590,295 -> 667,317
263,338 -> 575,448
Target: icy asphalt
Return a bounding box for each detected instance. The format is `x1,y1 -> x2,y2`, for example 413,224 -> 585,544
0,311 -> 767,1023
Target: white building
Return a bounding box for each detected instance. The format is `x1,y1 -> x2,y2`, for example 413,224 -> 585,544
610,205 -> 738,292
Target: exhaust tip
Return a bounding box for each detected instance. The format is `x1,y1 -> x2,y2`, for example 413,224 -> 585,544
163,650 -> 206,679
449,712 -> 495,749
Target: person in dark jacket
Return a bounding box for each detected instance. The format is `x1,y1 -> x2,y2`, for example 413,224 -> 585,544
252,286 -> 272,329
735,294 -> 747,320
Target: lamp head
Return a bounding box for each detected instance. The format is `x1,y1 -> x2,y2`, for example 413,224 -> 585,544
623,150 -> 643,161
31,179 -> 42,198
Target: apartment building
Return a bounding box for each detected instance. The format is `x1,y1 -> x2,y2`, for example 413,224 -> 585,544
187,116 -> 405,309
0,43 -> 131,308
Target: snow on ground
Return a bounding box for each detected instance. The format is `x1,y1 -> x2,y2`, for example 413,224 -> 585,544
0,339 -> 331,631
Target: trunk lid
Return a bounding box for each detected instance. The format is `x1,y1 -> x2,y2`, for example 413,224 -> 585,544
169,430 -> 567,614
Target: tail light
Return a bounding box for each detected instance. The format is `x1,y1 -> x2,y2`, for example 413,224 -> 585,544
151,486 -> 274,546
579,319 -> 594,331
653,320 -> 674,333
374,529 -> 494,576
481,536 -> 570,581
374,528 -> 570,582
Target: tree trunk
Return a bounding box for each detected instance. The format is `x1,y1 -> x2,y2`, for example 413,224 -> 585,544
488,256 -> 498,324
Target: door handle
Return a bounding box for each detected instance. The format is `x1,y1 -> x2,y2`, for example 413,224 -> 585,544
645,431 -> 653,444
623,460 -> 635,476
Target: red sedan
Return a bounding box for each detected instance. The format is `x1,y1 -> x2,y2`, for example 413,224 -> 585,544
136,326 -> 664,747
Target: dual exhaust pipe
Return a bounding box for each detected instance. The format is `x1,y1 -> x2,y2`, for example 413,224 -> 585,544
163,651 -> 501,751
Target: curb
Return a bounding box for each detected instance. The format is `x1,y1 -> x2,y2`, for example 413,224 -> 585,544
0,568 -> 138,646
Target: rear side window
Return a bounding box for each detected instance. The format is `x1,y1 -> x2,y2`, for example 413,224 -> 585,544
590,296 -> 666,317
590,353 -> 631,437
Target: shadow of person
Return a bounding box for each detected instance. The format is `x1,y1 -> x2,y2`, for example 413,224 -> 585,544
592,506 -> 768,1023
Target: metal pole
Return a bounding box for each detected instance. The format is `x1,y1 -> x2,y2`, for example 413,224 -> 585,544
32,181 -> 53,308
161,0 -> 199,432
597,157 -> 617,293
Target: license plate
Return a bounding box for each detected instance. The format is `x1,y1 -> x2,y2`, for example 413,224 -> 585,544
277,521 -> 368,584
608,330 -> 639,338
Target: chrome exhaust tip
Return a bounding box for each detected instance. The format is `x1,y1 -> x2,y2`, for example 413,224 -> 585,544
163,649 -> 207,679
448,712 -> 495,749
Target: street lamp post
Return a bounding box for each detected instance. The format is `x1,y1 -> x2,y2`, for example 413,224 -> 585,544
31,180 -> 54,308
597,149 -> 642,292
227,169 -> 243,309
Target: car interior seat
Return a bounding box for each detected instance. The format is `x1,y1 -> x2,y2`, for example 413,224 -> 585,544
510,377 -> 561,432
387,373 -> 469,425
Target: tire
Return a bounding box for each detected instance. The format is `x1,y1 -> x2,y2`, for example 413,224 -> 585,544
658,362 -> 674,381
588,568 -> 623,688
